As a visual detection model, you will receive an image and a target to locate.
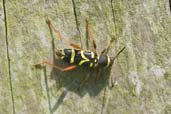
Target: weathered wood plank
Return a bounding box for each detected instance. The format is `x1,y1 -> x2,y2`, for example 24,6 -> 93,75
5,0 -> 52,114
1,0 -> 171,114
0,1 -> 13,114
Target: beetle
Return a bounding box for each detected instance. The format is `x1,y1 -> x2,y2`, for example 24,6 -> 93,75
34,18 -> 125,87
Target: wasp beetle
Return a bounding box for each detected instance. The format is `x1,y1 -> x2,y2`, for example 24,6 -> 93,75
34,18 -> 125,87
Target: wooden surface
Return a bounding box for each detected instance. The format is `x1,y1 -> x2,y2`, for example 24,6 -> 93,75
0,0 -> 171,114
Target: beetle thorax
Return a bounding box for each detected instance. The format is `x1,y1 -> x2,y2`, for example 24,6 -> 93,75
98,54 -> 112,68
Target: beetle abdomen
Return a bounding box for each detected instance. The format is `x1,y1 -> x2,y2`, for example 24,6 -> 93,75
61,49 -> 97,67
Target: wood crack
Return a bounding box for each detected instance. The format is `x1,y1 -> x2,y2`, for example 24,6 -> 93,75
71,0 -> 83,48
100,1 -> 119,114
110,0 -> 117,38
169,0 -> 171,13
101,87 -> 110,114
2,0 -> 15,114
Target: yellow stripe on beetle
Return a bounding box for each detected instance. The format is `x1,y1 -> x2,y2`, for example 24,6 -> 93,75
79,51 -> 89,66
106,55 -> 110,67
91,52 -> 95,58
89,63 -> 93,67
61,50 -> 65,59
70,49 -> 75,63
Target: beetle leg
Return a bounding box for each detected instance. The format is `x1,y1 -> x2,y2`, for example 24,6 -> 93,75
86,17 -> 96,52
33,61 -> 77,71
77,71 -> 91,90
95,68 -> 101,83
46,18 -> 82,50
101,38 -> 114,54
63,65 -> 77,71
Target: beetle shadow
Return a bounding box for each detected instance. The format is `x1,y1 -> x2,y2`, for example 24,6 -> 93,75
49,59 -> 112,113
44,22 -> 112,113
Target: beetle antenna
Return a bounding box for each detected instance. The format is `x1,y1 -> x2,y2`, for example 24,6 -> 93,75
111,46 -> 125,64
